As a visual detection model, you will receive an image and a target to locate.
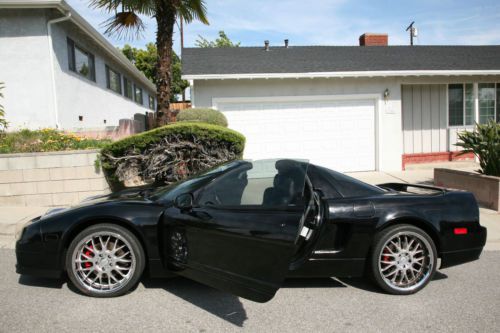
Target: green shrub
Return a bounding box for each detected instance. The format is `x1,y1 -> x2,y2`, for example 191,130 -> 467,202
0,129 -> 111,154
100,122 -> 245,190
456,121 -> 500,177
176,108 -> 228,127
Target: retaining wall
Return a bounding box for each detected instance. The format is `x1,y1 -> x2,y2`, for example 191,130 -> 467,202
0,150 -> 109,207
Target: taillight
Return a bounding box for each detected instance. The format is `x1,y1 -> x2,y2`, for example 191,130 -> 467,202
454,228 -> 468,235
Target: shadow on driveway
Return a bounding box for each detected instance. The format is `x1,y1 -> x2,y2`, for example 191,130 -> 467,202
142,277 -> 248,327
18,275 -> 65,289
17,271 -> 449,327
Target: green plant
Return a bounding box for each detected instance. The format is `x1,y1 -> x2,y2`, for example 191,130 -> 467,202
195,30 -> 241,48
120,43 -> 188,102
176,108 -> 228,127
0,82 -> 7,132
456,121 -> 500,177
0,129 -> 111,154
100,122 -> 245,190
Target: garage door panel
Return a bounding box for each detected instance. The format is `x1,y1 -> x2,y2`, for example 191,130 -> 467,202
220,98 -> 376,172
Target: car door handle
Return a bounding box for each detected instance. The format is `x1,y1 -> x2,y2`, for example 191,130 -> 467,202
191,210 -> 212,221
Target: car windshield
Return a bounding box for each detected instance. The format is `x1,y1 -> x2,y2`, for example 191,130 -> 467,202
149,161 -> 244,202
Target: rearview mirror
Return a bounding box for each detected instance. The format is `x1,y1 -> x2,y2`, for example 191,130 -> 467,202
174,193 -> 194,211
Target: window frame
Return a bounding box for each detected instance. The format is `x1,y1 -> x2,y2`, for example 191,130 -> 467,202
478,82 -> 497,124
447,83 -> 475,128
134,84 -> 143,105
67,37 -> 95,82
149,94 -> 156,111
123,77 -> 133,100
105,65 -> 122,95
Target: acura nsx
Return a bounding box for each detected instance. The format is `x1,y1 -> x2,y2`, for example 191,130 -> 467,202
16,159 -> 486,302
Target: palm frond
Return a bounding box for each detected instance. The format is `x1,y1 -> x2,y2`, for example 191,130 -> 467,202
89,0 -> 155,16
178,0 -> 209,25
102,11 -> 146,39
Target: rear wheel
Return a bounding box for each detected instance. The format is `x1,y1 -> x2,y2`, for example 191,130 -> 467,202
66,224 -> 145,297
370,224 -> 437,295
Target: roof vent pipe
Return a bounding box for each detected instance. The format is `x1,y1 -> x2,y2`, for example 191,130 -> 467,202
264,40 -> 269,51
284,39 -> 289,48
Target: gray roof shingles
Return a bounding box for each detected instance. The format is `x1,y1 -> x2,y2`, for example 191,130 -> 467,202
182,45 -> 500,75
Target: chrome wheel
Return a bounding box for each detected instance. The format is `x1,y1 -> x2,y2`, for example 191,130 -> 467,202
378,231 -> 434,292
71,231 -> 136,294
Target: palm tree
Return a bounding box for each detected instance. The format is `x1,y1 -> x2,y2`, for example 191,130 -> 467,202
90,0 -> 208,125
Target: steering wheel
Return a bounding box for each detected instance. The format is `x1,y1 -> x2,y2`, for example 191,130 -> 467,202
213,191 -> 222,205
203,190 -> 222,206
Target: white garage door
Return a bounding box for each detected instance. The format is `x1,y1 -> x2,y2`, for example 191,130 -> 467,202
217,98 -> 376,172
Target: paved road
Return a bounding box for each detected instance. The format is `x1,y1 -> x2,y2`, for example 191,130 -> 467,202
1,249 -> 499,333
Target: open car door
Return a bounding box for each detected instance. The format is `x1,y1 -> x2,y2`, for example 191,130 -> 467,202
164,159 -> 309,302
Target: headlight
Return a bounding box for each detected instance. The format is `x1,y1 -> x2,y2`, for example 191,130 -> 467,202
15,216 -> 40,241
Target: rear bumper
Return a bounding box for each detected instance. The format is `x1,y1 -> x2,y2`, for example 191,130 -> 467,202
440,226 -> 487,269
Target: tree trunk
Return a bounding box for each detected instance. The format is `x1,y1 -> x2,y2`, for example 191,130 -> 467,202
155,1 -> 177,127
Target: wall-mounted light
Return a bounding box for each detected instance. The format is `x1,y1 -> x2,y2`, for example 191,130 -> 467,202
383,88 -> 390,101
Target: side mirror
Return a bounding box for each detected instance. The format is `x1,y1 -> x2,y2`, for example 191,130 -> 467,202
174,193 -> 194,211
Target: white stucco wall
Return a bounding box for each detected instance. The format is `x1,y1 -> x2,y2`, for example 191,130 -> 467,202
0,8 -> 155,131
192,75 -> 500,171
0,9 -> 54,130
192,77 -> 403,171
51,19 -> 154,130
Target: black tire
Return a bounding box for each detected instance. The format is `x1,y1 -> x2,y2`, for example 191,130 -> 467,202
369,224 -> 437,295
66,223 -> 145,298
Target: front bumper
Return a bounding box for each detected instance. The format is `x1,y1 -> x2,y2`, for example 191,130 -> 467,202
15,218 -> 62,279
440,226 -> 487,269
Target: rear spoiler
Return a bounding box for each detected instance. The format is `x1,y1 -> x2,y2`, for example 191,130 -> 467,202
377,183 -> 447,194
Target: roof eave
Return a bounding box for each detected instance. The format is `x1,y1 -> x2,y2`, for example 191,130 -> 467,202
182,70 -> 500,81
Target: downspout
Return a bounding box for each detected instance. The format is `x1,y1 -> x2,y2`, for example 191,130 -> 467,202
47,11 -> 71,129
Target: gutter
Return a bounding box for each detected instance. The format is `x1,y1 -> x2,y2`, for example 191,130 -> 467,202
182,70 -> 500,81
47,11 -> 71,129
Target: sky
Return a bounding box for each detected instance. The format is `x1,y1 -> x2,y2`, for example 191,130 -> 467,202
66,0 -> 500,53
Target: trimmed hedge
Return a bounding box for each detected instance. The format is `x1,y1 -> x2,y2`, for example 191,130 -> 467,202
176,108 -> 228,127
100,122 -> 245,190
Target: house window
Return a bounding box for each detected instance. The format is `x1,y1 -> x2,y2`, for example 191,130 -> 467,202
67,38 -> 95,81
478,83 -> 496,124
106,65 -> 122,94
448,83 -> 474,126
124,78 -> 133,99
148,95 -> 155,110
134,85 -> 143,105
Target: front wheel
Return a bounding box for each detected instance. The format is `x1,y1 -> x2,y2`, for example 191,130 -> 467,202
66,224 -> 145,297
370,224 -> 437,295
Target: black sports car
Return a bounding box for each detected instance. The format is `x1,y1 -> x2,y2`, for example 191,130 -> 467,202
16,159 -> 487,302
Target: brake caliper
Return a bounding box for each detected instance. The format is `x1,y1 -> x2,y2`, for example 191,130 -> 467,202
84,245 -> 93,268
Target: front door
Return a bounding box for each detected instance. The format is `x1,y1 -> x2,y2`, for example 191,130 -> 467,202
163,159 -> 309,302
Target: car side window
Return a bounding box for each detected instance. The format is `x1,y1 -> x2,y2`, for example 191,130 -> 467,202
317,166 -> 384,198
197,160 -> 307,208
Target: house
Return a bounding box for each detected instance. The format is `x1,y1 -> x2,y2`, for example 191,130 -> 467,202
182,34 -> 500,171
0,0 -> 156,132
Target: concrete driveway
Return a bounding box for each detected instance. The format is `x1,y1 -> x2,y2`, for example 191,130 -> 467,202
0,249 -> 499,332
